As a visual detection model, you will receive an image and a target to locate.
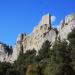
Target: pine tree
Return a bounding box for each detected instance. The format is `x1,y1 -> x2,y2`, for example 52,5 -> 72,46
68,28 -> 75,61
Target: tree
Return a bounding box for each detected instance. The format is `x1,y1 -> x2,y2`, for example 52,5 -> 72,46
37,40 -> 51,61
0,62 -> 13,75
53,39 -> 71,64
68,28 -> 75,61
14,49 -> 37,75
68,29 -> 75,45
6,67 -> 20,75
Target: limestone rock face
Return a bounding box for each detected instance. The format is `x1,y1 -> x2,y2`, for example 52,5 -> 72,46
11,13 -> 57,62
17,14 -> 56,52
11,13 -> 75,62
58,13 -> 75,40
0,13 -> 75,63
0,44 -> 6,62
0,43 -> 12,62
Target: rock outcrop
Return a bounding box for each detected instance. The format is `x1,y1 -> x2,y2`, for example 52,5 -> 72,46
11,13 -> 57,62
0,43 -> 12,62
58,13 -> 75,40
0,13 -> 75,63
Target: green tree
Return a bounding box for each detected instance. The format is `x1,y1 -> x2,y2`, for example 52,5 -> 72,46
68,28 -> 75,61
68,28 -> 75,71
14,49 -> 36,75
6,67 -> 20,75
53,39 -> 71,64
0,62 -> 12,75
37,40 -> 51,61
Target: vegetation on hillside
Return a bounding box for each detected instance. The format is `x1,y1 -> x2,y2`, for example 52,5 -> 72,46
0,29 -> 75,75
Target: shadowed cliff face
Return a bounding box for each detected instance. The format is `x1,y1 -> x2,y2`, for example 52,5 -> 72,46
0,13 -> 75,63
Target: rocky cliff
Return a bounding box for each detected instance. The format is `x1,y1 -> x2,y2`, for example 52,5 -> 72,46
58,13 -> 75,40
0,43 -> 12,62
0,13 -> 75,63
11,13 -> 57,62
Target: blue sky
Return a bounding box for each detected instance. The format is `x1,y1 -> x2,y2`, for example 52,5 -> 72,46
0,0 -> 75,45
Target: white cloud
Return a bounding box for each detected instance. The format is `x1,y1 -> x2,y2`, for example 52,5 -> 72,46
51,16 -> 56,23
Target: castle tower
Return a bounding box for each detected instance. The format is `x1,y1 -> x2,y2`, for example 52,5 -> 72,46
39,13 -> 51,29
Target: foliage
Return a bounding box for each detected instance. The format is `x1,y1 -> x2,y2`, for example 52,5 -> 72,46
53,39 -> 72,63
37,40 -> 51,61
68,29 -> 75,61
0,29 -> 75,75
